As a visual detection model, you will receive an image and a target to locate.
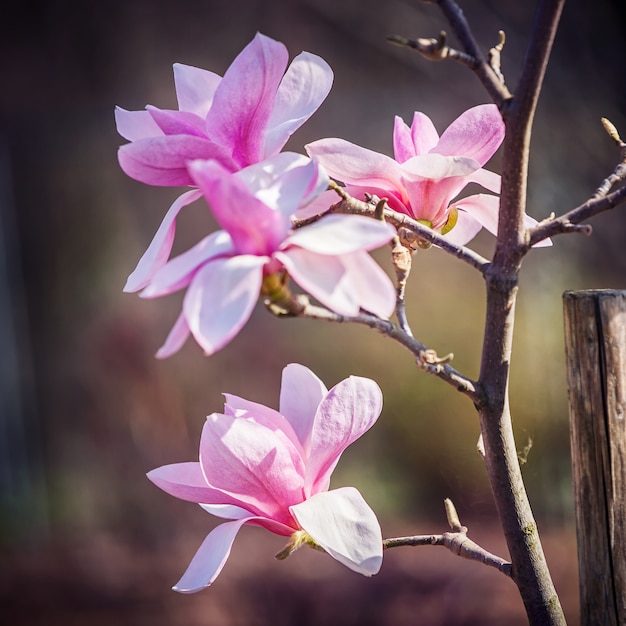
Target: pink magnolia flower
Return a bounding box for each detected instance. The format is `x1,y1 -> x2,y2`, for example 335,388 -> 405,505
133,154 -> 396,357
306,104 -> 549,246
117,33 -> 334,295
116,32 -> 333,186
148,363 -> 384,592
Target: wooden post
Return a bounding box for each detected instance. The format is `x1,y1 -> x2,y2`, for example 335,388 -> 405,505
563,290 -> 626,626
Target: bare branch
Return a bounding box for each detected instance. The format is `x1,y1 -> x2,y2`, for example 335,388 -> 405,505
269,298 -> 482,402
527,185 -> 626,247
387,31 -> 476,67
384,498 -> 513,578
293,187 -> 491,275
433,0 -> 512,105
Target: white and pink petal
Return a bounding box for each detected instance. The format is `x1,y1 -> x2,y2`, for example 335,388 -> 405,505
290,487 -> 383,576
124,188 -> 203,293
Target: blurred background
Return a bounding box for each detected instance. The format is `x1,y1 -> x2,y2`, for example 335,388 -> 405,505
1,0 -> 625,624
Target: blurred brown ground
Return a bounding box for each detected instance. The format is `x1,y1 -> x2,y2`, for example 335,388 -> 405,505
0,1 -> 625,624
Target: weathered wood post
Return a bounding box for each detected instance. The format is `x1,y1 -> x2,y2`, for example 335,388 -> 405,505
563,290 -> 626,626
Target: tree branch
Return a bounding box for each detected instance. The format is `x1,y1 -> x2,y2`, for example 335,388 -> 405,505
293,186 -> 491,275
265,295 -> 482,403
383,498 -> 513,578
395,0 -> 513,106
526,119 -> 626,248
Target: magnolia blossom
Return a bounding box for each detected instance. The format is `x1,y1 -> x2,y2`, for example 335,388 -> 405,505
132,154 -> 396,357
148,363 -> 384,592
117,33 -> 334,296
116,32 -> 333,185
306,104 -> 549,246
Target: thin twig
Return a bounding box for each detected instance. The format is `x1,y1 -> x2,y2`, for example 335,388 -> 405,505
277,299 -> 482,402
383,498 -> 513,578
293,188 -> 491,275
433,0 -> 512,106
526,185 -> 626,247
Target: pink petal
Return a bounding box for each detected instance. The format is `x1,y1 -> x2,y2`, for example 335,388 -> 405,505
118,135 -> 236,186
264,51 -> 334,156
183,255 -> 266,355
172,518 -> 252,592
284,214 -> 395,255
276,248 -> 360,316
222,393 -> 305,455
279,364 -> 328,455
173,514 -> 295,593
156,311 -> 191,359
199,412 -> 305,524
467,167 -> 501,194
454,193 -> 500,236
306,138 -> 405,192
304,375 -> 383,495
293,189 -> 338,220
141,230 -> 235,298
236,153 -> 329,219
124,189 -> 203,293
205,33 -> 289,166
115,107 -> 163,141
393,116 -> 416,163
147,461 -> 233,504
189,160 -> 290,255
173,63 -> 222,117
199,503 -> 254,520
410,111 -> 440,155
329,250 -> 396,319
401,154 -> 479,181
146,106 -> 207,137
290,487 -> 383,576
434,104 -> 505,166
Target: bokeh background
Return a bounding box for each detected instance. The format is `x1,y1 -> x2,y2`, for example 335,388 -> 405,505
1,0 -> 625,624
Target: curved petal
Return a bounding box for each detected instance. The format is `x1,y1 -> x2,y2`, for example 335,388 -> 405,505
466,167 -> 501,194
265,51 -> 334,156
392,115 -> 416,163
118,135 -> 236,186
306,138 -> 405,192
205,33 -> 289,166
410,111 -> 440,155
141,231 -> 235,298
189,160 -> 290,255
183,255 -> 266,355
284,214 -> 395,255
434,104 -> 505,166
279,363 -> 328,455
401,154 -> 479,181
276,248 -> 359,316
199,412 -> 304,524
454,193 -> 500,236
290,487 -> 383,576
147,462 -> 234,505
199,503 -> 254,520
237,153 -> 328,219
124,189 -> 203,293
172,518 -> 251,593
329,250 -> 396,319
304,374 -> 383,495
174,63 -> 222,117
222,394 -> 304,456
115,107 -> 163,141
156,311 -> 191,359
146,106 -> 207,137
